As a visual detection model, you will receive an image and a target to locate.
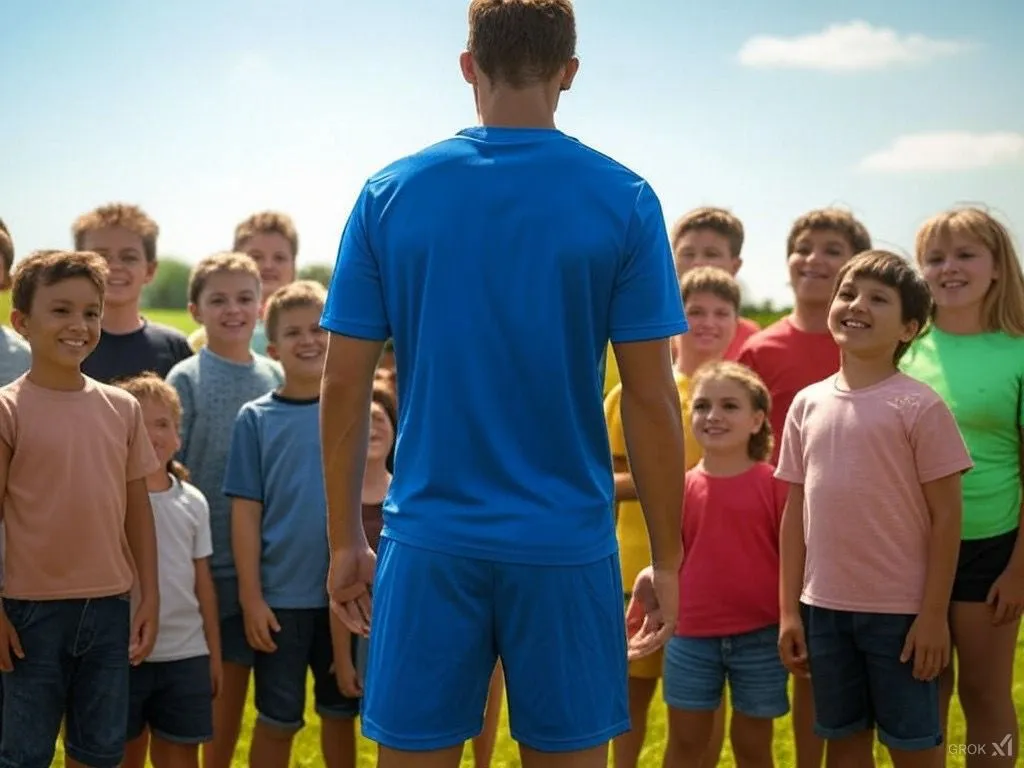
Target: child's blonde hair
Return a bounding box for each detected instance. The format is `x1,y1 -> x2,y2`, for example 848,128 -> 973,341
234,211 -> 299,260
264,280 -> 327,343
679,265 -> 742,313
116,371 -> 190,482
187,251 -> 261,306
691,361 -> 773,462
915,207 -> 1024,337
72,203 -> 160,263
787,208 -> 872,258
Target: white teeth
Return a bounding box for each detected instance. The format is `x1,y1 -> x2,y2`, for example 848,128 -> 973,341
841,320 -> 869,328
61,340 -> 86,347
941,281 -> 966,289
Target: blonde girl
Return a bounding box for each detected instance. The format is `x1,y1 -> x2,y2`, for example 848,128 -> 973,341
119,372 -> 221,768
901,207 -> 1024,766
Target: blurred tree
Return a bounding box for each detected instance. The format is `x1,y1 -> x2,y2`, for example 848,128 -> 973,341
299,263 -> 333,287
142,256 -> 192,309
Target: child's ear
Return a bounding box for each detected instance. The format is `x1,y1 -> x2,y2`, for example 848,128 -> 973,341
265,343 -> 280,362
143,259 -> 158,285
751,410 -> 766,435
188,302 -> 202,324
10,309 -> 27,338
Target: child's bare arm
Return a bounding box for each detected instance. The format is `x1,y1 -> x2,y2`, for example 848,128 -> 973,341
778,483 -> 806,620
125,477 -> 160,662
329,608 -> 361,697
194,557 -> 221,664
612,455 -> 638,503
919,473 -> 963,617
232,498 -> 279,652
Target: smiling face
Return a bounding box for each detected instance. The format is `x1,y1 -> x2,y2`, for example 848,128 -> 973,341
788,228 -> 856,306
189,271 -> 261,347
828,274 -> 919,361
267,304 -> 327,380
690,376 -> 765,457
79,226 -> 155,309
241,232 -> 296,302
12,276 -> 102,371
679,291 -> 738,360
918,232 -> 997,321
368,400 -> 395,462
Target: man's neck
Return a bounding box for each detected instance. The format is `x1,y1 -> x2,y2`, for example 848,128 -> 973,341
205,337 -> 252,364
101,303 -> 145,335
789,303 -> 831,334
477,87 -> 557,129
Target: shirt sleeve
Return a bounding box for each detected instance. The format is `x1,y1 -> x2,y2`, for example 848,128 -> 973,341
912,398 -> 975,483
221,405 -> 264,502
604,384 -> 626,458
190,488 -> 214,560
774,396 -> 806,484
609,182 -> 688,344
320,184 -> 390,341
126,398 -> 161,481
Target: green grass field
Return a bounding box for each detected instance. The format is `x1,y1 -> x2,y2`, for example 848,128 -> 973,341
16,306 -> 1019,766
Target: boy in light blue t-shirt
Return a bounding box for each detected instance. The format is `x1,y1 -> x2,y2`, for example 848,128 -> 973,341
223,281 -> 358,768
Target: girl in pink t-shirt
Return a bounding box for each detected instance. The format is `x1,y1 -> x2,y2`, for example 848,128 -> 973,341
660,361 -> 789,768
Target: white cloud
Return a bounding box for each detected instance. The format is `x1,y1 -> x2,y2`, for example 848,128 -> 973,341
737,21 -> 968,72
858,131 -> 1024,173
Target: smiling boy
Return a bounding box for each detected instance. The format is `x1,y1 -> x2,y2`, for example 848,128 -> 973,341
73,203 -> 193,382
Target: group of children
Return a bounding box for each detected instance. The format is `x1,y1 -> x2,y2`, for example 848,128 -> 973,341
613,205 -> 1024,767
0,206 -> 419,768
0,196 -> 1020,768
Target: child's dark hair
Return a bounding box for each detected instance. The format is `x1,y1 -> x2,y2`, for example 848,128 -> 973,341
11,250 -> 108,314
116,371 -> 191,482
831,250 -> 932,365
787,207 -> 872,258
691,361 -> 774,462
372,383 -> 398,474
679,265 -> 742,313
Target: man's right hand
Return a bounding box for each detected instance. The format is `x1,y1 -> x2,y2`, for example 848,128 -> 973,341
0,607 -> 24,672
328,544 -> 377,637
626,565 -> 678,660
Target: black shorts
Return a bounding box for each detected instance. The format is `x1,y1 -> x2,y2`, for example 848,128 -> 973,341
951,528 -> 1019,603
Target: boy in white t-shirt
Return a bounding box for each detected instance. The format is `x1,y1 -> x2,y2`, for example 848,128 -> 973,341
118,373 -> 222,768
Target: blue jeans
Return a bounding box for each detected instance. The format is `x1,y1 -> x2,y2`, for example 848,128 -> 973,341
0,596 -> 131,768
802,603 -> 941,751
127,656 -> 214,744
663,626 -> 789,718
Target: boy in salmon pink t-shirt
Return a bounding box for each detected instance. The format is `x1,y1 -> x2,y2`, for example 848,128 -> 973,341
777,251 -> 973,768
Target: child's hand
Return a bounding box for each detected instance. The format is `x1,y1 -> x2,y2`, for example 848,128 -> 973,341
129,596 -> 158,666
986,564 -> 1024,626
242,599 -> 281,653
0,608 -> 24,672
210,654 -> 223,699
778,615 -> 809,678
334,647 -> 362,698
900,612 -> 949,681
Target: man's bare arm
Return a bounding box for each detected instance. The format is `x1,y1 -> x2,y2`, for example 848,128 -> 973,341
612,338 -> 684,570
320,333 -> 385,551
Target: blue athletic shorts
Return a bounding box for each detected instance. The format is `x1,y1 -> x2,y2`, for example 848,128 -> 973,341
361,537 -> 629,753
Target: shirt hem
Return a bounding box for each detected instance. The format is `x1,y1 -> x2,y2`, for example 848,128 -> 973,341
319,317 -> 389,342
381,529 -> 619,566
675,619 -> 779,638
961,521 -> 1020,541
609,321 -> 688,344
800,594 -> 923,614
147,647 -> 211,664
919,459 -> 974,484
1,584 -> 132,601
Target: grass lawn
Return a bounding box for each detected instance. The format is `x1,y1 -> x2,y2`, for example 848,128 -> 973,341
13,308 -> 1018,765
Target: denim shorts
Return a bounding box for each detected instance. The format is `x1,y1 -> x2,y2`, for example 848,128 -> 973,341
802,603 -> 941,751
127,655 -> 213,744
214,576 -> 254,668
663,625 -> 789,718
253,608 -> 360,731
0,596 -> 131,768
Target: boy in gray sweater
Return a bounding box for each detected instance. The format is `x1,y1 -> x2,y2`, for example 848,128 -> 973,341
166,251 -> 283,768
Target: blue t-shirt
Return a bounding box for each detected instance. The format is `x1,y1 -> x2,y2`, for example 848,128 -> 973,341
321,126 -> 687,566
221,393 -> 329,609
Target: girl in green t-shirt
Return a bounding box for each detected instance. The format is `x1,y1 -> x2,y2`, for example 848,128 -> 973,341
902,206 -> 1024,762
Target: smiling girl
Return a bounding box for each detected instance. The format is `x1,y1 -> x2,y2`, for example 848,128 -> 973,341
901,207 -> 1024,766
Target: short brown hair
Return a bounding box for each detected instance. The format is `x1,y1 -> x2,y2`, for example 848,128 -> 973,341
786,208 -> 872,258
679,265 -> 742,312
188,251 -> 261,305
0,218 -> 14,288
233,211 -> 299,259
117,371 -> 191,483
72,203 -> 159,262
11,250 -> 108,315
264,280 -> 327,342
691,361 -> 774,462
467,0 -> 576,88
831,250 -> 932,365
670,207 -> 745,258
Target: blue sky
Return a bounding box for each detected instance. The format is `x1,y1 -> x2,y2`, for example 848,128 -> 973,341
2,0 -> 1022,305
